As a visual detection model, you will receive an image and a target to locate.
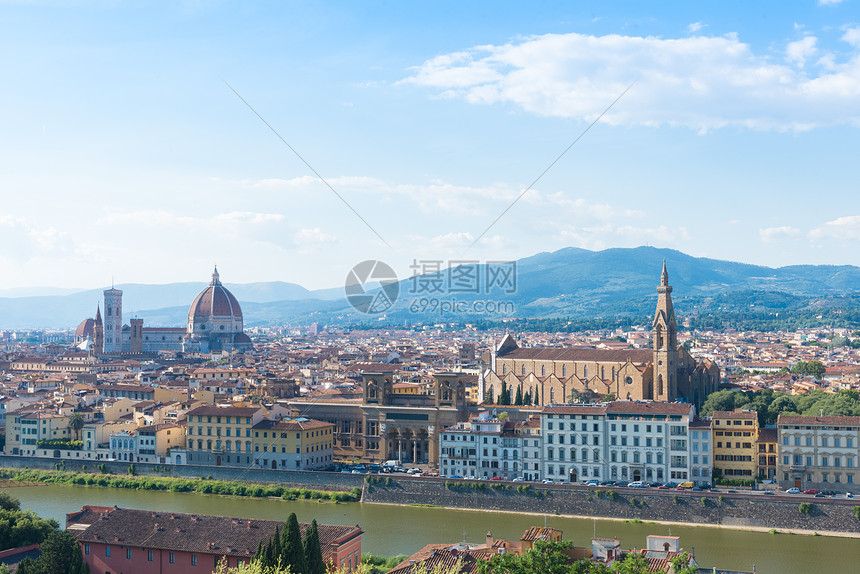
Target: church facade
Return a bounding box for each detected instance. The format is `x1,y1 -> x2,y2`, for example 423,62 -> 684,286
75,267 -> 252,356
480,263 -> 720,408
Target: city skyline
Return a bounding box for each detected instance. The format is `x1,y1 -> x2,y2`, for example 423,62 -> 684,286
3,1 -> 860,291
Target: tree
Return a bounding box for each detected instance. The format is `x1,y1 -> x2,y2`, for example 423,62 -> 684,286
484,385 -> 494,405
0,491 -> 20,512
499,381 -> 510,406
282,513 -> 308,574
791,360 -> 825,379
514,386 -> 523,406
303,519 -> 325,574
67,413 -> 85,441
13,530 -> 89,574
214,557 -> 293,574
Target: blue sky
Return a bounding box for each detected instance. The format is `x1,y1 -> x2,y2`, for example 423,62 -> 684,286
2,1 -> 860,291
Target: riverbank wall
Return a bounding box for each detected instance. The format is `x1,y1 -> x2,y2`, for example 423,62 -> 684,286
0,455 -> 363,492
362,478 -> 860,535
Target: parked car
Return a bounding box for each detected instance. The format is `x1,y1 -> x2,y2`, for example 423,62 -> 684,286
490,476 -> 502,481
585,480 -> 600,487
512,477 -> 525,482
785,487 -> 801,494
803,489 -> 819,495
627,481 -> 646,488
542,479 -> 554,484
657,482 -> 677,490
406,468 -> 421,474
846,493 -> 855,499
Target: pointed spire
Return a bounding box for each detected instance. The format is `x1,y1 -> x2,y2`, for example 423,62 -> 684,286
95,304 -> 102,324
661,259 -> 669,287
211,265 -> 221,286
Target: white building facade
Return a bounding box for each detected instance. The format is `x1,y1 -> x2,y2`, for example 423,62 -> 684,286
439,411 -> 522,479
540,402 -> 697,484
777,414 -> 860,491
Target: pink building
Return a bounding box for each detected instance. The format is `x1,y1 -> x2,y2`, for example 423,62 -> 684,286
67,506 -> 363,574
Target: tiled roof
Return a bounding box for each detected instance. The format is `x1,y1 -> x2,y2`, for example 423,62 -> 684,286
520,526 -> 561,542
712,410 -> 757,420
499,347 -> 652,364
253,418 -> 333,431
68,507 -> 360,563
607,402 -> 693,415
777,415 -> 860,426
387,545 -> 484,574
542,405 -> 608,415
186,406 -> 261,417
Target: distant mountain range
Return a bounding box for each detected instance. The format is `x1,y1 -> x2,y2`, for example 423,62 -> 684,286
4,246 -> 860,330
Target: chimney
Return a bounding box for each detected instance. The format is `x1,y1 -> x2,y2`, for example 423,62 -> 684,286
486,531 -> 493,547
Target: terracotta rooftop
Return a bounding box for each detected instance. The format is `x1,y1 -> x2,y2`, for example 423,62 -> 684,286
67,506 -> 360,563
777,415 -> 860,426
499,347 -> 652,364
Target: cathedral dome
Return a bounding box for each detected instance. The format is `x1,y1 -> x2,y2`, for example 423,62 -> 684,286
188,266 -> 243,322
75,318 -> 95,339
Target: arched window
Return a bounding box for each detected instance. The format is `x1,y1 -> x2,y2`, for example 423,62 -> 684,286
562,365 -> 566,377
541,365 -> 546,376
550,388 -> 555,403
521,364 -> 526,375
502,364 -> 507,374
658,375 -> 664,397
584,366 -> 588,378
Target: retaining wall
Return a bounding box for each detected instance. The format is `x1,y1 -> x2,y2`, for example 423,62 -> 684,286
362,477 -> 860,534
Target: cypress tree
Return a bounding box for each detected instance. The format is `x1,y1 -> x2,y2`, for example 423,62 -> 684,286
514,386 -> 523,406
283,513 -> 308,574
534,388 -> 539,405
254,540 -> 265,565
269,525 -> 282,569
303,519 -> 326,574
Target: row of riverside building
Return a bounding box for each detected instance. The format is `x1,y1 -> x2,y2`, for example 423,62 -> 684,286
438,402 -> 860,492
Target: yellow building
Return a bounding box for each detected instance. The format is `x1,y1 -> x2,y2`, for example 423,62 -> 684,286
137,423 -> 187,461
252,418 -> 334,470
756,427 -> 778,480
185,405 -> 265,467
712,409 -> 758,480
6,409 -> 72,456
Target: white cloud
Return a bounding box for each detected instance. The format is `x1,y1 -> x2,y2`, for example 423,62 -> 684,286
554,224 -> 689,250
294,228 -> 337,244
759,226 -> 801,243
842,27 -> 860,48
809,216 -> 860,240
687,22 -> 705,33
819,0 -> 845,5
402,31 -> 860,131
786,36 -> 818,67
98,210 -> 284,229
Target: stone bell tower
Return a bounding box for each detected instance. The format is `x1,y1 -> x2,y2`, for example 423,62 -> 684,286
652,260 -> 678,401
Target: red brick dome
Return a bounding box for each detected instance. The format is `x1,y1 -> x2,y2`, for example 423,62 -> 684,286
188,267 -> 243,322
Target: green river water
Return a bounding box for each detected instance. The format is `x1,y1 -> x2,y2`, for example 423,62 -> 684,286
11,485 -> 858,573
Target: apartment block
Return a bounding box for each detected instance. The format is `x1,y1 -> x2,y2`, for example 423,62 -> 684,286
777,415 -> 860,491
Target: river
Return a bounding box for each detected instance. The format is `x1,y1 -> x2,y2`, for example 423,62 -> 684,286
10,485 -> 858,573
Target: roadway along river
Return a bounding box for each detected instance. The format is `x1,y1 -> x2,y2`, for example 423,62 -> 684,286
11,485 -> 859,574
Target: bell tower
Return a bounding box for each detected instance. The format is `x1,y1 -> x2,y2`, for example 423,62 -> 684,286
652,260 -> 678,401
92,304 -> 104,355
103,285 -> 123,354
